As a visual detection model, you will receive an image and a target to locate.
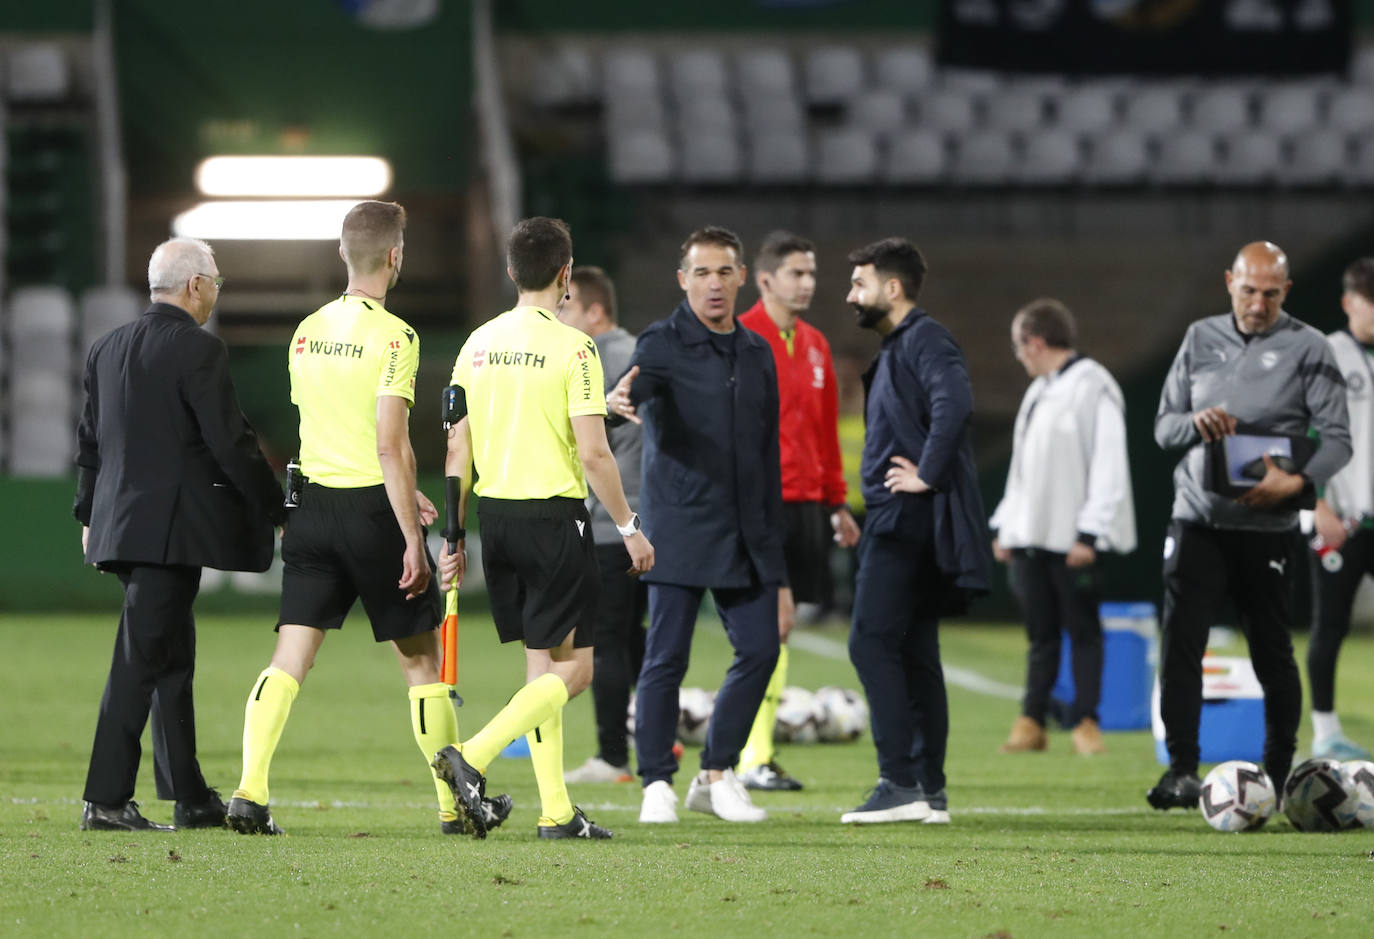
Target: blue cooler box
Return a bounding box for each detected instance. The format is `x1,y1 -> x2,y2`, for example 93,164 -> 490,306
1152,656 -> 1266,765
1050,602 -> 1156,731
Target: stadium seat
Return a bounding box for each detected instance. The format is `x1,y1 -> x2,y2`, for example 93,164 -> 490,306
880,128 -> 947,185
1189,84 -> 1255,135
1257,81 -> 1325,136
1282,128 -> 1347,187
1152,129 -> 1218,185
669,50 -> 729,105
1122,84 -> 1185,135
913,87 -> 979,135
79,285 -> 141,353
1345,132 -> 1374,186
680,128 -> 743,183
608,129 -> 675,184
7,410 -> 74,478
5,43 -> 70,103
1327,87 -> 1374,135
939,69 -> 1002,94
605,91 -> 668,135
10,368 -> 73,415
1351,45 -> 1374,86
741,92 -> 806,132
736,49 -> 795,98
9,285 -> 75,341
984,86 -> 1048,135
951,130 -> 1014,185
804,46 -> 865,106
814,128 -> 878,184
677,92 -> 739,134
747,128 -> 809,184
1054,82 -> 1120,135
872,47 -> 934,95
1083,129 -> 1150,185
528,45 -> 598,109
602,49 -> 661,101
1217,128 -> 1282,185
1018,127 -> 1082,185
845,89 -> 906,139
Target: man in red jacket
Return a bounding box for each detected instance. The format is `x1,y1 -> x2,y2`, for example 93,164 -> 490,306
737,231 -> 861,791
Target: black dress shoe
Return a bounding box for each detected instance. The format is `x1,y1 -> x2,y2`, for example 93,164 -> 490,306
80,800 -> 174,832
174,789 -> 228,829
1146,770 -> 1202,810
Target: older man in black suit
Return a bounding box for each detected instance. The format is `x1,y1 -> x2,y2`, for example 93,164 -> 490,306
74,237 -> 284,831
607,226 -> 786,825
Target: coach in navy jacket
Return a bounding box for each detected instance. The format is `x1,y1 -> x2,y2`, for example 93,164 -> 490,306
608,226 -> 784,823
839,237 -> 990,827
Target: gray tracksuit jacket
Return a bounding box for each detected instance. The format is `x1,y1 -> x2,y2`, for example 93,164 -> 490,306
1155,311 -> 1352,531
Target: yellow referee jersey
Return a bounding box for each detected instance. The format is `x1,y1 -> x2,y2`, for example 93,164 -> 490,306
451,305 -> 605,500
289,295 -> 419,488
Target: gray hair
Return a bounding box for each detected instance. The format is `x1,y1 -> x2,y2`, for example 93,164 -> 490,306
148,237 -> 215,295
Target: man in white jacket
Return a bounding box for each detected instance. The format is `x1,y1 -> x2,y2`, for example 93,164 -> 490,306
1304,258 -> 1374,761
991,298 -> 1136,756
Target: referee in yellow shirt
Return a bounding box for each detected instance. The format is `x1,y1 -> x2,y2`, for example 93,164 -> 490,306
431,217 -> 653,839
228,201 -> 508,836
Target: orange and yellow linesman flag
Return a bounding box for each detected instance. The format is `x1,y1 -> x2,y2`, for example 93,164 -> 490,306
440,585 -> 459,686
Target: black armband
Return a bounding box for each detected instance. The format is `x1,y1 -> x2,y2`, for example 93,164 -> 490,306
443,475 -> 464,547
441,384 -> 467,430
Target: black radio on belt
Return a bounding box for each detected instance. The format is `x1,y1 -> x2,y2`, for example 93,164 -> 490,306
285,458 -> 306,510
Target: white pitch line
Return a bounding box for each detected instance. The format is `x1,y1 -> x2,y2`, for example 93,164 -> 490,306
787,630 -> 1023,701
9,796 -> 1151,816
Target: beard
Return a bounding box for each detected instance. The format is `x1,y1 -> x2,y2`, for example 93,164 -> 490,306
852,302 -> 888,330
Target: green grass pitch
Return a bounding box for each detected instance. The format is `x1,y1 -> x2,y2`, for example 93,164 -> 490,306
2,611 -> 1372,937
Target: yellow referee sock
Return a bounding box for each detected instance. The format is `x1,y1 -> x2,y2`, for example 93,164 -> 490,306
740,644 -> 788,772
463,672 -> 569,773
409,682 -> 461,822
235,666 -> 299,805
528,706 -> 574,827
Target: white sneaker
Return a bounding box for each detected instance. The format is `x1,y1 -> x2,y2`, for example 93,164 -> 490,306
685,772 -> 714,814
564,756 -> 631,784
639,780 -> 678,823
688,769 -> 767,822
923,810 -> 950,825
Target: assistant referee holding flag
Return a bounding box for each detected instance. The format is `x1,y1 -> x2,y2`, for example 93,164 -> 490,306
228,201 -> 507,835
432,217 -> 653,839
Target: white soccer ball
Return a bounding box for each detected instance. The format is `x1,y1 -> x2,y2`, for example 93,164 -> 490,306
1340,760 -> 1374,829
813,686 -> 869,743
1198,761 -> 1276,832
773,686 -> 819,744
677,687 -> 715,746
1283,757 -> 1353,831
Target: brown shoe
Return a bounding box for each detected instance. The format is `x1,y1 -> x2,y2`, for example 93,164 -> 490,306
999,715 -> 1048,752
1071,718 -> 1106,756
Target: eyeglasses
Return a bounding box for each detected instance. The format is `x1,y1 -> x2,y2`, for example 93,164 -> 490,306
197,273 -> 225,289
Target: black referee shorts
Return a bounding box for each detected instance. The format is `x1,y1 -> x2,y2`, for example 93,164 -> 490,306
478,496 -> 599,650
278,483 -> 442,642
782,501 -> 832,605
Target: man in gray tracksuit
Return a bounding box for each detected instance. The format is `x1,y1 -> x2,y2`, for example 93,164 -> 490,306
1150,241 -> 1351,809
558,266 -> 647,784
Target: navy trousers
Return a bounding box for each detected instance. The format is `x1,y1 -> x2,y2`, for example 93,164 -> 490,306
84,563 -> 211,806
849,501 -> 948,794
635,581 -> 779,785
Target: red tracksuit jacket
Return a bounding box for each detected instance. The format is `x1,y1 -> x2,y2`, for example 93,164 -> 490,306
740,301 -> 847,508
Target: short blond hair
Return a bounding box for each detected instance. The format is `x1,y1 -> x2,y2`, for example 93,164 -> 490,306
341,201 -> 406,274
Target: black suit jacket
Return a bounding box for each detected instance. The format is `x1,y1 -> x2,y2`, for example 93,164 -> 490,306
74,303 -> 284,571
628,301 -> 786,589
